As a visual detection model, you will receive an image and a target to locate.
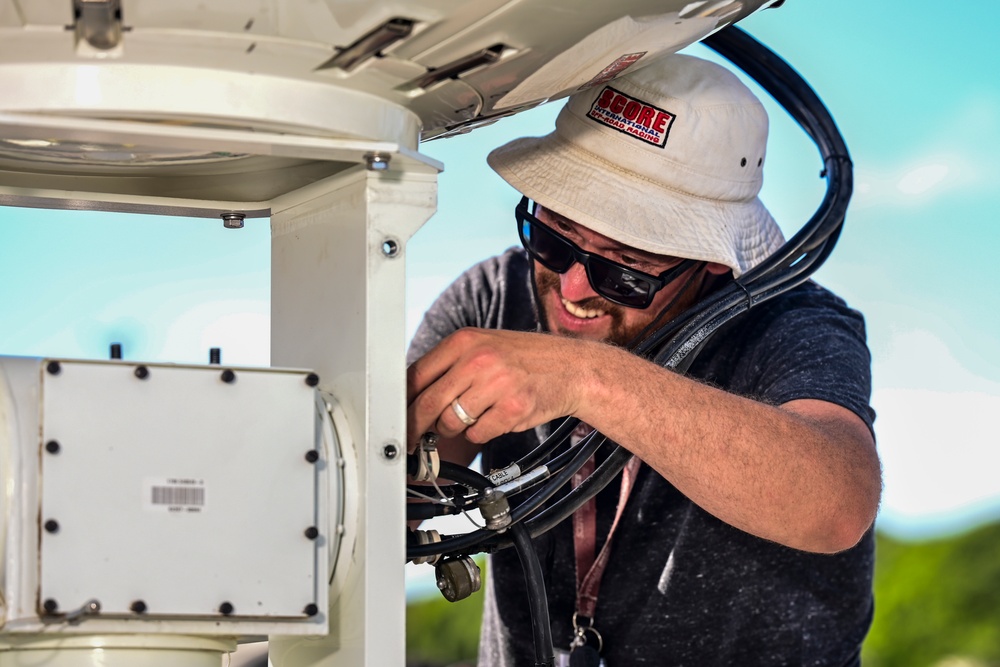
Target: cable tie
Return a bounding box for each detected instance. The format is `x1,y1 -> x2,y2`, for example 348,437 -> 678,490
820,153 -> 853,177
735,279 -> 753,311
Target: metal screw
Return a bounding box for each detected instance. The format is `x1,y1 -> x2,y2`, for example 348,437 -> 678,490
305,450 -> 320,463
42,599 -> 58,614
305,373 -> 320,387
221,212 -> 245,229
381,238 -> 400,258
45,440 -> 61,454
364,152 -> 390,171
219,601 -> 234,615
303,603 -> 319,616
130,600 -> 147,614
110,343 -> 122,360
220,369 -> 236,384
134,365 -> 149,380
209,348 -> 221,365
44,519 -> 59,533
46,361 -> 61,376
304,526 -> 319,540
383,443 -> 399,460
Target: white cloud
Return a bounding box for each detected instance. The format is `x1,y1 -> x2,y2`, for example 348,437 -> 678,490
896,163 -> 950,196
874,386 -> 1000,531
872,327 -> 1000,535
852,152 -> 979,208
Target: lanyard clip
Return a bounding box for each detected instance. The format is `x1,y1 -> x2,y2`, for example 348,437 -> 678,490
570,613 -> 603,653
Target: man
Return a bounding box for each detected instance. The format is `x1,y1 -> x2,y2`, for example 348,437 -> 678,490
407,54 -> 880,666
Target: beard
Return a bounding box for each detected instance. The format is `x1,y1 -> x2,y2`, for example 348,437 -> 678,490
534,266 -> 650,347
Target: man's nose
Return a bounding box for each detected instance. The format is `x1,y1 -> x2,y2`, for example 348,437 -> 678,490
559,261 -> 599,303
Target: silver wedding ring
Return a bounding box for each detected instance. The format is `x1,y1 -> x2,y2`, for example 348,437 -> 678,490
451,398 -> 478,426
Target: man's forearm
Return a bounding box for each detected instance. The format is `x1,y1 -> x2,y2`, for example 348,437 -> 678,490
575,344 -> 881,553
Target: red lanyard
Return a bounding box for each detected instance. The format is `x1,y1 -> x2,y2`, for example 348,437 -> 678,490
571,426 -> 642,622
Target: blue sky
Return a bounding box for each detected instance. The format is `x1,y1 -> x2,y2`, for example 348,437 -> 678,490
2,0 -> 998,541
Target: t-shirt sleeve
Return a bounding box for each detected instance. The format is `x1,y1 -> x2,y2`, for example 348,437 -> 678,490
737,283 -> 876,435
406,248 -> 535,365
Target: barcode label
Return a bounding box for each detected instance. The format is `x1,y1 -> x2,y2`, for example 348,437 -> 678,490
144,478 -> 207,513
152,486 -> 205,506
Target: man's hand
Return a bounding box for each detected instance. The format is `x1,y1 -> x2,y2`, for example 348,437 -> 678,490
407,327 -> 598,449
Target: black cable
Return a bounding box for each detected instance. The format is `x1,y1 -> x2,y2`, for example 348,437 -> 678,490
438,460 -> 493,491
407,429 -> 607,561
511,523 -> 555,667
406,501 -> 459,521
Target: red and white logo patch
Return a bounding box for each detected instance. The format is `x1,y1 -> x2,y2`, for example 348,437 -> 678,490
578,52 -> 647,91
587,86 -> 676,148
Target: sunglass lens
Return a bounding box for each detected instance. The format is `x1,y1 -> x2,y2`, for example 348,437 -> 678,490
521,219 -> 574,272
587,259 -> 653,308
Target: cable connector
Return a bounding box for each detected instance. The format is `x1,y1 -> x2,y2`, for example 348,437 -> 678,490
412,432 -> 441,483
410,529 -> 442,565
435,556 -> 482,602
478,487 -> 512,531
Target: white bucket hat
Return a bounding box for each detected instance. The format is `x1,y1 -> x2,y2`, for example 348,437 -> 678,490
488,54 -> 784,278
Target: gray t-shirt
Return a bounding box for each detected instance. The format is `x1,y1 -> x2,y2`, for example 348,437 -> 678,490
408,248 -> 876,667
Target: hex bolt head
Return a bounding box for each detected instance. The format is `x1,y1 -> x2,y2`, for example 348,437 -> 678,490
219,601 -> 234,615
220,369 -> 236,384
381,238 -> 400,258
364,152 -> 390,171
303,603 -> 319,617
130,600 -> 147,614
305,373 -> 320,387
46,361 -> 61,376
305,450 -> 320,463
383,443 -> 399,460
134,365 -> 149,380
304,526 -> 319,540
44,519 -> 59,534
221,213 -> 245,229
45,440 -> 61,455
42,599 -> 59,614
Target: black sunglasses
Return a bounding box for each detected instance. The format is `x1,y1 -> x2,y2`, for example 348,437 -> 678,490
515,196 -> 697,309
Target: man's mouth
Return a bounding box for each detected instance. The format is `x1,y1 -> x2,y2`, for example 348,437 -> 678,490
561,297 -> 606,320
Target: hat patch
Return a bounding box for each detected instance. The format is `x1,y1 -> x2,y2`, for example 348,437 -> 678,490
587,86 -> 675,148
578,52 -> 647,91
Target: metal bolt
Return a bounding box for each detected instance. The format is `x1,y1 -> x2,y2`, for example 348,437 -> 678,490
220,369 -> 236,384
221,212 -> 245,229
130,600 -> 147,614
44,519 -> 59,533
383,443 -> 399,460
303,603 -> 319,616
134,365 -> 149,380
381,238 -> 400,258
304,526 -> 319,540
219,601 -> 234,615
46,361 -> 61,375
110,343 -> 122,360
209,348 -> 221,365
305,450 -> 320,463
305,373 -> 320,387
42,599 -> 58,614
45,440 -> 61,454
364,152 -> 390,171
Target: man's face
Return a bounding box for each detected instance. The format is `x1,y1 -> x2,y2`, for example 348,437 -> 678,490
532,206 -> 722,346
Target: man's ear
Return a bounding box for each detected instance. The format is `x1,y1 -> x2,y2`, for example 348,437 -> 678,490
705,262 -> 731,276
